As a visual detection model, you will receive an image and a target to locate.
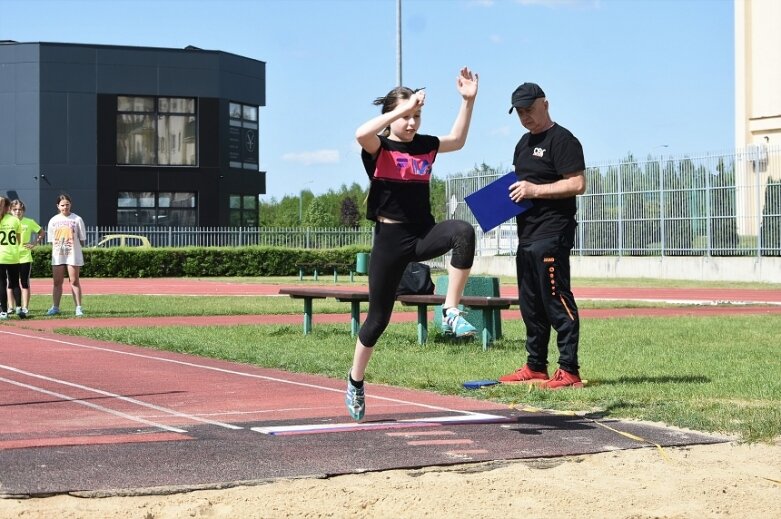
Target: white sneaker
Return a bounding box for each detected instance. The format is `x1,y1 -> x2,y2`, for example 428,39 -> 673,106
75,306 -> 84,317
0,312 -> 7,320
19,308 -> 29,319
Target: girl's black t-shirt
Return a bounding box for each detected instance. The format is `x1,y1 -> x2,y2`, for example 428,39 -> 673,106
361,134 -> 440,225
512,123 -> 585,243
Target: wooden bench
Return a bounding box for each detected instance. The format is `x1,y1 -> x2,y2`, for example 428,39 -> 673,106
279,287 -> 518,349
279,287 -> 369,336
397,294 -> 518,350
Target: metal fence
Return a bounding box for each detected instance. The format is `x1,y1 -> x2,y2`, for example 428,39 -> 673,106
86,146 -> 781,260
86,226 -> 373,249
447,146 -> 781,257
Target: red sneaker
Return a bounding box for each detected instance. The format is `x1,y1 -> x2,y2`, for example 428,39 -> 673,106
498,364 -> 549,384
542,368 -> 584,390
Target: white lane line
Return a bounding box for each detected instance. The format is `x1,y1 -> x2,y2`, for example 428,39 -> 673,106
252,412 -> 508,435
0,376 -> 187,434
583,297 -> 781,306
0,330 -> 497,419
0,364 -> 242,430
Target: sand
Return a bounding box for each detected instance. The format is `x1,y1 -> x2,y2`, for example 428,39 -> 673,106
2,441 -> 779,518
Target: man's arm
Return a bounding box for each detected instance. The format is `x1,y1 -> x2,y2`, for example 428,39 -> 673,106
508,170 -> 586,202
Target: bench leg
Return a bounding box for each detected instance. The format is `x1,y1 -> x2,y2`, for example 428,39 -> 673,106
479,308 -> 495,350
303,298 -> 313,335
416,305 -> 428,344
493,308 -> 502,340
350,301 -> 360,337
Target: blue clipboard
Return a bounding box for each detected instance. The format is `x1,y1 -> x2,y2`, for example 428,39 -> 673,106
464,171 -> 532,233
463,379 -> 499,390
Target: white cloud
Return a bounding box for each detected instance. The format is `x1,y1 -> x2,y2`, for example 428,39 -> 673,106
281,149 -> 340,166
489,34 -> 502,44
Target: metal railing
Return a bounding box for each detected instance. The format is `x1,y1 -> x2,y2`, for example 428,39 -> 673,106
447,146 -> 781,257
86,226 -> 373,249
85,146 -> 781,260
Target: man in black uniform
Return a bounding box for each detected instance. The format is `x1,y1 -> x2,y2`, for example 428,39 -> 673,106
498,82 -> 587,389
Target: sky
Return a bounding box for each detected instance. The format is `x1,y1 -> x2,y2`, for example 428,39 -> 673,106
1,0 -> 735,201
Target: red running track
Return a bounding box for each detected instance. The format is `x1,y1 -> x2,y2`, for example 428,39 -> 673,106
0,277 -> 759,496
26,277 -> 781,303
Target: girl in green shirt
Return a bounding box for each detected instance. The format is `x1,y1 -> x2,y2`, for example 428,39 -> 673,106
10,199 -> 44,318
0,196 -> 21,319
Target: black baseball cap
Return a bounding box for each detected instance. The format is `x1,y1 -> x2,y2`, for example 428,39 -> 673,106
508,82 -> 545,113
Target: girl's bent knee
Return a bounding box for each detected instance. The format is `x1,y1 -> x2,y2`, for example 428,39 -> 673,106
450,221 -> 476,269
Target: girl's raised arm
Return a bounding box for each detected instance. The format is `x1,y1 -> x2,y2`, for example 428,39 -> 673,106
438,67 -> 478,154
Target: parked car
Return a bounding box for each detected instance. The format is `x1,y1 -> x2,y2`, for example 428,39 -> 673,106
93,234 -> 152,248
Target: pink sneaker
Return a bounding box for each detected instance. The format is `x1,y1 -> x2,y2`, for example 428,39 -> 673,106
498,364 -> 549,384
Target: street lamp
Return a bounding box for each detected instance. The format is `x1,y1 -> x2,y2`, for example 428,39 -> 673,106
396,0 -> 402,86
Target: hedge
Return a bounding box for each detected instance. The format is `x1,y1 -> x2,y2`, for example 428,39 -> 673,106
29,245 -> 372,278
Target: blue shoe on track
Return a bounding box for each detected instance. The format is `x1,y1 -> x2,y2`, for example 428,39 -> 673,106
441,307 -> 477,337
345,374 -> 365,421
46,306 -> 61,316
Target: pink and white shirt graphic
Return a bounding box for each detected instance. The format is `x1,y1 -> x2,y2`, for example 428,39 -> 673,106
373,148 -> 435,183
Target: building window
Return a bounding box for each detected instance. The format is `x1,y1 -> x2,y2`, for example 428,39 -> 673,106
118,191 -> 197,226
229,194 -> 258,226
117,96 -> 197,166
228,102 -> 259,170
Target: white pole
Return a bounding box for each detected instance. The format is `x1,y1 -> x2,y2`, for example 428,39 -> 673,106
396,0 -> 402,86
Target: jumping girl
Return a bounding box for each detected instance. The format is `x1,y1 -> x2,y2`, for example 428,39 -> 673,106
346,67 -> 479,421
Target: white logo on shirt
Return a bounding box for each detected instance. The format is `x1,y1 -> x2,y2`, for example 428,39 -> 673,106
533,147 -> 546,158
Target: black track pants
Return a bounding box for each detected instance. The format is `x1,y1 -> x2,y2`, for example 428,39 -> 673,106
515,230 -> 580,374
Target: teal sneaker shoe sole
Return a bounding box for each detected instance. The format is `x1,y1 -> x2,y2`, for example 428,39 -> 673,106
345,376 -> 365,421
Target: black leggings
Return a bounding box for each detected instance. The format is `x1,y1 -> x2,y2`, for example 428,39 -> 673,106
11,262 -> 31,308
358,219 -> 475,347
0,264 -> 20,313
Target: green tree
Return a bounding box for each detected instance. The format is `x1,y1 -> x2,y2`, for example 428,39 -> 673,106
430,177 -> 447,221
259,195 -> 299,227
760,179 -> 781,257
303,197 -> 337,227
620,156 -> 658,255
582,166 -> 618,254
340,197 -> 360,228
709,158 -> 739,255
663,159 -> 694,254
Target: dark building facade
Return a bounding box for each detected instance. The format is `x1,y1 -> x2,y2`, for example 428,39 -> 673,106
0,41 -> 266,227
